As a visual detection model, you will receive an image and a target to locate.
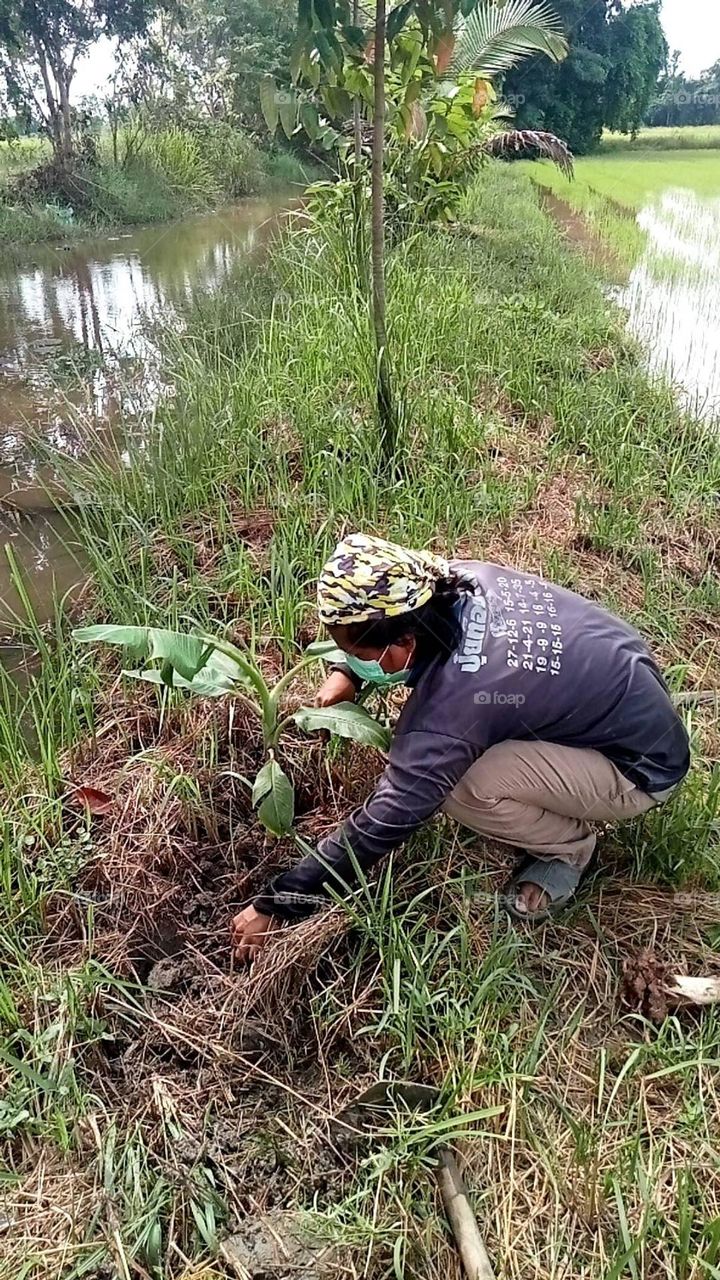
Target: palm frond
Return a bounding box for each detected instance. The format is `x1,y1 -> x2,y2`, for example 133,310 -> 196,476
482,128 -> 574,178
451,0 -> 568,79
488,100 -> 516,122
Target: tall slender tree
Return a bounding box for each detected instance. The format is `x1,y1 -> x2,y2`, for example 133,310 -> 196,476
286,0 -> 569,460
370,0 -> 396,458
0,0 -> 160,165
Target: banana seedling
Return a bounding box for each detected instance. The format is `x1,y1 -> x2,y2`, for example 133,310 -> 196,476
72,625 -> 389,838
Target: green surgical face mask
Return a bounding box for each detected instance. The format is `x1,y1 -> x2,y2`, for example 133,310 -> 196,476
344,645 -> 412,686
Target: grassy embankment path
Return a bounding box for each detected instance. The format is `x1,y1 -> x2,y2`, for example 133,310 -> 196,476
1,164 -> 719,1279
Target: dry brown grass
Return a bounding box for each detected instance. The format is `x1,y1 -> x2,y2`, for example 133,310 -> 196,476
0,1155 -> 99,1280
4,777 -> 720,1279
152,503 -> 277,580
459,881 -> 720,1280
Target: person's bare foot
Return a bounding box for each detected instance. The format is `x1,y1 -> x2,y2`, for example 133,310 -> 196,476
512,881 -> 550,916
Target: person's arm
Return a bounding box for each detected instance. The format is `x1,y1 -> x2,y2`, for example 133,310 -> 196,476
315,661 -> 363,707
252,728 -> 480,919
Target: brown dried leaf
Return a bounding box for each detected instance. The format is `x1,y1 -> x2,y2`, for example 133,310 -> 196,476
68,784 -> 114,815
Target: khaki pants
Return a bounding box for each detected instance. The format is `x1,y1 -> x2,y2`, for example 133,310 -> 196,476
442,740 -> 660,868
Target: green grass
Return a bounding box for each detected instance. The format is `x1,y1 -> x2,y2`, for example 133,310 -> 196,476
539,149 -> 720,211
1,164 -> 719,1278
0,199 -> 84,245
0,137 -> 50,187
603,125 -> 720,152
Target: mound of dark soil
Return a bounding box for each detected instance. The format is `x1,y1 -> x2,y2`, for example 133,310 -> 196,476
621,947 -> 672,1022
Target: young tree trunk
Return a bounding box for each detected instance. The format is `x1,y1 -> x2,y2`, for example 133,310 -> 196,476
348,0 -> 368,295
371,0 -> 397,461
352,0 -> 362,163
33,37 -> 74,166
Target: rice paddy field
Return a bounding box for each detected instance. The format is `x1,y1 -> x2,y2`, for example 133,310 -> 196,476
1,162 -> 720,1279
527,136 -> 720,421
533,148 -> 720,211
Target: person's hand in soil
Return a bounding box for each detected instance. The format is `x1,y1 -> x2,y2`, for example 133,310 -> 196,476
315,670 -> 357,707
231,905 -> 279,963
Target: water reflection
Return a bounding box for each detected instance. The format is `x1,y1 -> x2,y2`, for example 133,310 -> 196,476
618,189 -> 720,421
1,201 -> 281,392
0,508 -> 83,634
0,198 -> 286,636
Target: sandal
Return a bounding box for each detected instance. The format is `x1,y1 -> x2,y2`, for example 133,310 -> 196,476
501,854 -> 594,926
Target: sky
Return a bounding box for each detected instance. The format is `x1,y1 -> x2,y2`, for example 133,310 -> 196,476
72,0 -> 720,102
660,0 -> 720,76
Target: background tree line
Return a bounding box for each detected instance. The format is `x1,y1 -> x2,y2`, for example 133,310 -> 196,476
0,0 -> 306,239
646,53 -> 720,129
0,0 -> 670,169
503,0 -> 667,154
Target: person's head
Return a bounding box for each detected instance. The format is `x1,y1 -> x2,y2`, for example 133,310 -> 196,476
317,533 -> 472,684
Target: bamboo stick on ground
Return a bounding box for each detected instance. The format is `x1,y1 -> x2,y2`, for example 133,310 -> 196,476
665,974 -> 720,1004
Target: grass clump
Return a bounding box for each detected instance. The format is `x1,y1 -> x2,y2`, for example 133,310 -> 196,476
1,163 -> 719,1278
0,197 -> 81,244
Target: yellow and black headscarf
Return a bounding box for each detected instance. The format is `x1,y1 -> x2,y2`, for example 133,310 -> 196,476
317,533 -> 450,627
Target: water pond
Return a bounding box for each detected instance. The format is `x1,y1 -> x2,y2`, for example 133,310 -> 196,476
0,199 -> 286,649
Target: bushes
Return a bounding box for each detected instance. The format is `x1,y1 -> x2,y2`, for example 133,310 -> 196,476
2,122 -> 304,245
0,198 -> 78,245
133,123 -> 311,203
77,161 -> 182,225
138,127 -> 222,209
192,122 -> 269,197
0,151 -> 184,242
265,146 -> 315,189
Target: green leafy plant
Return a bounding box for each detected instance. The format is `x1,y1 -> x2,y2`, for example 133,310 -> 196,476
381,7 -> 572,226
72,625 -> 390,838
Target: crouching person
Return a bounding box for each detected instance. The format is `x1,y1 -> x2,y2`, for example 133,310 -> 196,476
232,533 -> 689,960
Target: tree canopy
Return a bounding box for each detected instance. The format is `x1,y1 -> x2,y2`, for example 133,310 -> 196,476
647,54 -> 720,128
0,0 -> 159,162
503,0 -> 667,153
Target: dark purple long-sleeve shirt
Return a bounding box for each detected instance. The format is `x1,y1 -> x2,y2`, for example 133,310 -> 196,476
254,561 -> 689,918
